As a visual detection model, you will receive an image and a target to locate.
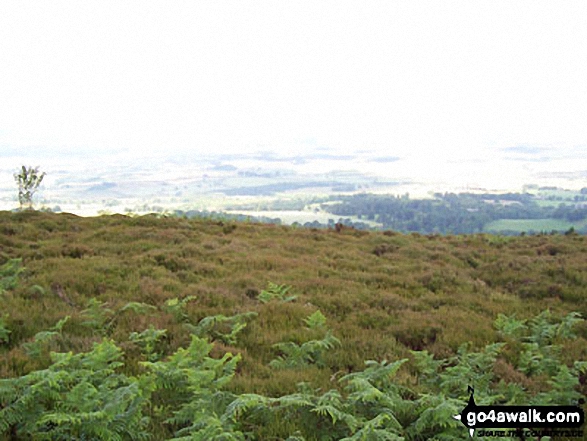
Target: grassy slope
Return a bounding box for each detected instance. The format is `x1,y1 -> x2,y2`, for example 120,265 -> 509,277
1,211 -> 586,396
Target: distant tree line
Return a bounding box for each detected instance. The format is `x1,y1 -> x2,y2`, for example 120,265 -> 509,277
173,209 -> 282,225
321,193 -> 587,234
171,192 -> 587,235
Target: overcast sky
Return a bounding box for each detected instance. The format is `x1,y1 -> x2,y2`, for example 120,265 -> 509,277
1,1 -> 586,161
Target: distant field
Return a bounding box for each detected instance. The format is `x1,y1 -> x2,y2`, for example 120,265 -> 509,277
225,209 -> 382,227
535,188 -> 582,199
534,199 -> 569,207
484,218 -> 584,233
530,188 -> 585,207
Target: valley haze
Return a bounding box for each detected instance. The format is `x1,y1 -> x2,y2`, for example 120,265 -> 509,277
1,147 -> 586,223
1,2 -> 586,225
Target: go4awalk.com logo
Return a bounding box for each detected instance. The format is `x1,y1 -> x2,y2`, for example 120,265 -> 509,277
453,387 -> 585,438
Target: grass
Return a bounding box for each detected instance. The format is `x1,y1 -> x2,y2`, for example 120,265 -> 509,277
484,218 -> 587,233
0,210 -> 586,398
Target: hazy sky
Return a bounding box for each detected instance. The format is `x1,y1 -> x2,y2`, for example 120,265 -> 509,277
1,1 -> 586,160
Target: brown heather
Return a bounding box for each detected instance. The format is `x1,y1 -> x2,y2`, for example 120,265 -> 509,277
0,210 -> 586,396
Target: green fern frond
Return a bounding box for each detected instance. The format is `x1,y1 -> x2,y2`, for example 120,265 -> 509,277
0,314 -> 10,344
223,393 -> 271,421
119,301 -> 157,315
164,295 -> 197,322
257,282 -> 297,303
0,258 -> 24,293
341,359 -> 408,390
312,404 -> 359,430
304,310 -> 327,330
341,412 -> 403,440
494,313 -> 527,339
186,312 -> 257,345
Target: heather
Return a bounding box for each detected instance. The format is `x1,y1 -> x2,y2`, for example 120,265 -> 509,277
0,211 -> 585,439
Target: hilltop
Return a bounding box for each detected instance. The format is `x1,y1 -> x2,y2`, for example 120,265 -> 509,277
0,211 -> 586,439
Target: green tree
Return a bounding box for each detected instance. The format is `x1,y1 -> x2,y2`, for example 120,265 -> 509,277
14,165 -> 46,210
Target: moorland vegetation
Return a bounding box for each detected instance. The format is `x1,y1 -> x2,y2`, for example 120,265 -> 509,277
0,211 -> 585,439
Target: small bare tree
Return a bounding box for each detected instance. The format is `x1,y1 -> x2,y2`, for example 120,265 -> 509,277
14,166 -> 46,210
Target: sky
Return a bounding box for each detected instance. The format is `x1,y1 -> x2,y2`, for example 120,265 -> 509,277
1,1 -> 586,162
